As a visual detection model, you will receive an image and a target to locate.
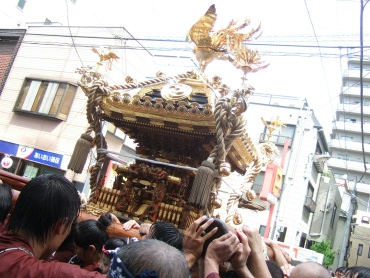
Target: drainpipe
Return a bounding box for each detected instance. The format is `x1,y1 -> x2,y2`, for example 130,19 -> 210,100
338,177 -> 357,267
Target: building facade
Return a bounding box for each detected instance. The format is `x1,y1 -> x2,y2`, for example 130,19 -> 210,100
327,56 -> 370,267
214,93 -> 341,261
0,25 -> 155,191
347,211 -> 370,267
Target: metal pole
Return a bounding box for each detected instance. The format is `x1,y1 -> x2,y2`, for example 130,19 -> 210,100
338,177 -> 357,267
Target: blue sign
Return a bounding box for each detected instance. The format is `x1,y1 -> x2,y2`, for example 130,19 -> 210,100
0,140 -> 18,156
0,140 -> 63,169
17,146 -> 63,168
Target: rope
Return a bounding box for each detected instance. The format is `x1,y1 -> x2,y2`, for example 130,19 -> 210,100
225,144 -> 263,225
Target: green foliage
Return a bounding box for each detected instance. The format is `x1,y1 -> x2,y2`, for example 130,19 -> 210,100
322,172 -> 330,177
310,240 -> 335,266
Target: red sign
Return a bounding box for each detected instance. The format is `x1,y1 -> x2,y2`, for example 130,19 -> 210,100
260,163 -> 283,203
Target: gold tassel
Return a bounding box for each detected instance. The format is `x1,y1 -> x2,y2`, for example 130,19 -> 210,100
67,133 -> 93,173
189,160 -> 215,209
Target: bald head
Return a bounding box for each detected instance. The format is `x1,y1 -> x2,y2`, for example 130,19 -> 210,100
290,261 -> 331,278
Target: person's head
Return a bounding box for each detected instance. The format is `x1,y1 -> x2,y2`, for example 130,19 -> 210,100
146,221 -> 184,251
101,236 -> 128,274
266,260 -> 285,278
335,266 -> 347,278
0,182 -> 13,223
109,239 -> 189,278
343,266 -> 370,278
73,214 -> 112,266
7,174 -> 80,257
199,218 -> 229,257
290,261 -> 331,278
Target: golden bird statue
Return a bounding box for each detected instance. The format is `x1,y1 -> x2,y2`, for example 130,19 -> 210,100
187,4 -> 227,72
92,47 -> 120,71
188,4 -> 269,77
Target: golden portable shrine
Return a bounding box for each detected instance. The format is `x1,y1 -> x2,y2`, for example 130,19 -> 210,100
68,4 -> 279,230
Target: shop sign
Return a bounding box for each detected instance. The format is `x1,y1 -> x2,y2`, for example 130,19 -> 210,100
17,146 -> 63,168
1,155 -> 13,169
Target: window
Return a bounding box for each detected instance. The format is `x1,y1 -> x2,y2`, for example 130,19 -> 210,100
14,79 -> 77,121
341,136 -> 353,141
344,118 -> 356,123
107,123 -> 126,140
358,244 -> 363,256
337,154 -> 349,160
17,0 -> 26,9
368,247 -> 370,258
330,203 -> 337,228
259,225 -> 266,236
362,216 -> 370,224
44,18 -> 52,25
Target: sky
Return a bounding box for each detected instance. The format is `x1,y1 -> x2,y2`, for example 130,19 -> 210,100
8,0 -> 370,138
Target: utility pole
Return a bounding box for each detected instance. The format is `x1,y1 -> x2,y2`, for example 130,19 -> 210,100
338,177 -> 357,267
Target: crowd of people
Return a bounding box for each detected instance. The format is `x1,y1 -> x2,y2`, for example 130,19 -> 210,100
0,174 -> 370,277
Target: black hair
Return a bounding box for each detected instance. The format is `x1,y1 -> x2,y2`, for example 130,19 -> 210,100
266,260 -> 284,278
56,218 -> 78,251
344,266 -> 370,278
0,182 -> 12,223
289,260 -> 303,266
199,218 -> 229,257
220,270 -> 238,278
105,236 -> 128,251
73,213 -> 112,252
149,221 -> 184,251
335,266 -> 347,275
7,174 -> 81,245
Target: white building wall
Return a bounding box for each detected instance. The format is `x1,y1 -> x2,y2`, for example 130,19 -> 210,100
213,96 -> 323,244
0,25 -> 156,184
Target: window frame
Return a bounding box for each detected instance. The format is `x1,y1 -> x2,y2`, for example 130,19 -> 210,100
358,244 -> 363,256
14,78 -> 77,121
330,203 -> 337,228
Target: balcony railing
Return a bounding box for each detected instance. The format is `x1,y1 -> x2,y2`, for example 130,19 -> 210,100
336,103 -> 370,115
259,133 -> 292,147
329,139 -> 370,153
343,69 -> 370,81
333,121 -> 370,134
342,86 -> 370,97
327,157 -> 370,172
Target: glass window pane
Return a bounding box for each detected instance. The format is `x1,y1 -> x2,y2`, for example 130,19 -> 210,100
17,79 -> 32,109
59,84 -> 76,118
22,80 -> 42,111
49,83 -> 66,115
31,81 -> 46,112
358,244 -> 363,256
17,0 -> 26,9
39,82 -> 59,114
22,164 -> 39,179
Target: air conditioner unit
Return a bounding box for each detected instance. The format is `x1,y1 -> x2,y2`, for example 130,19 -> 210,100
304,196 -> 316,213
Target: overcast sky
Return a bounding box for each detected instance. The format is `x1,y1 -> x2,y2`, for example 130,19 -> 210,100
9,0 -> 370,137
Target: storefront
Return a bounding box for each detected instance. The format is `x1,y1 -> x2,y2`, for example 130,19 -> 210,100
0,140 -> 65,179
